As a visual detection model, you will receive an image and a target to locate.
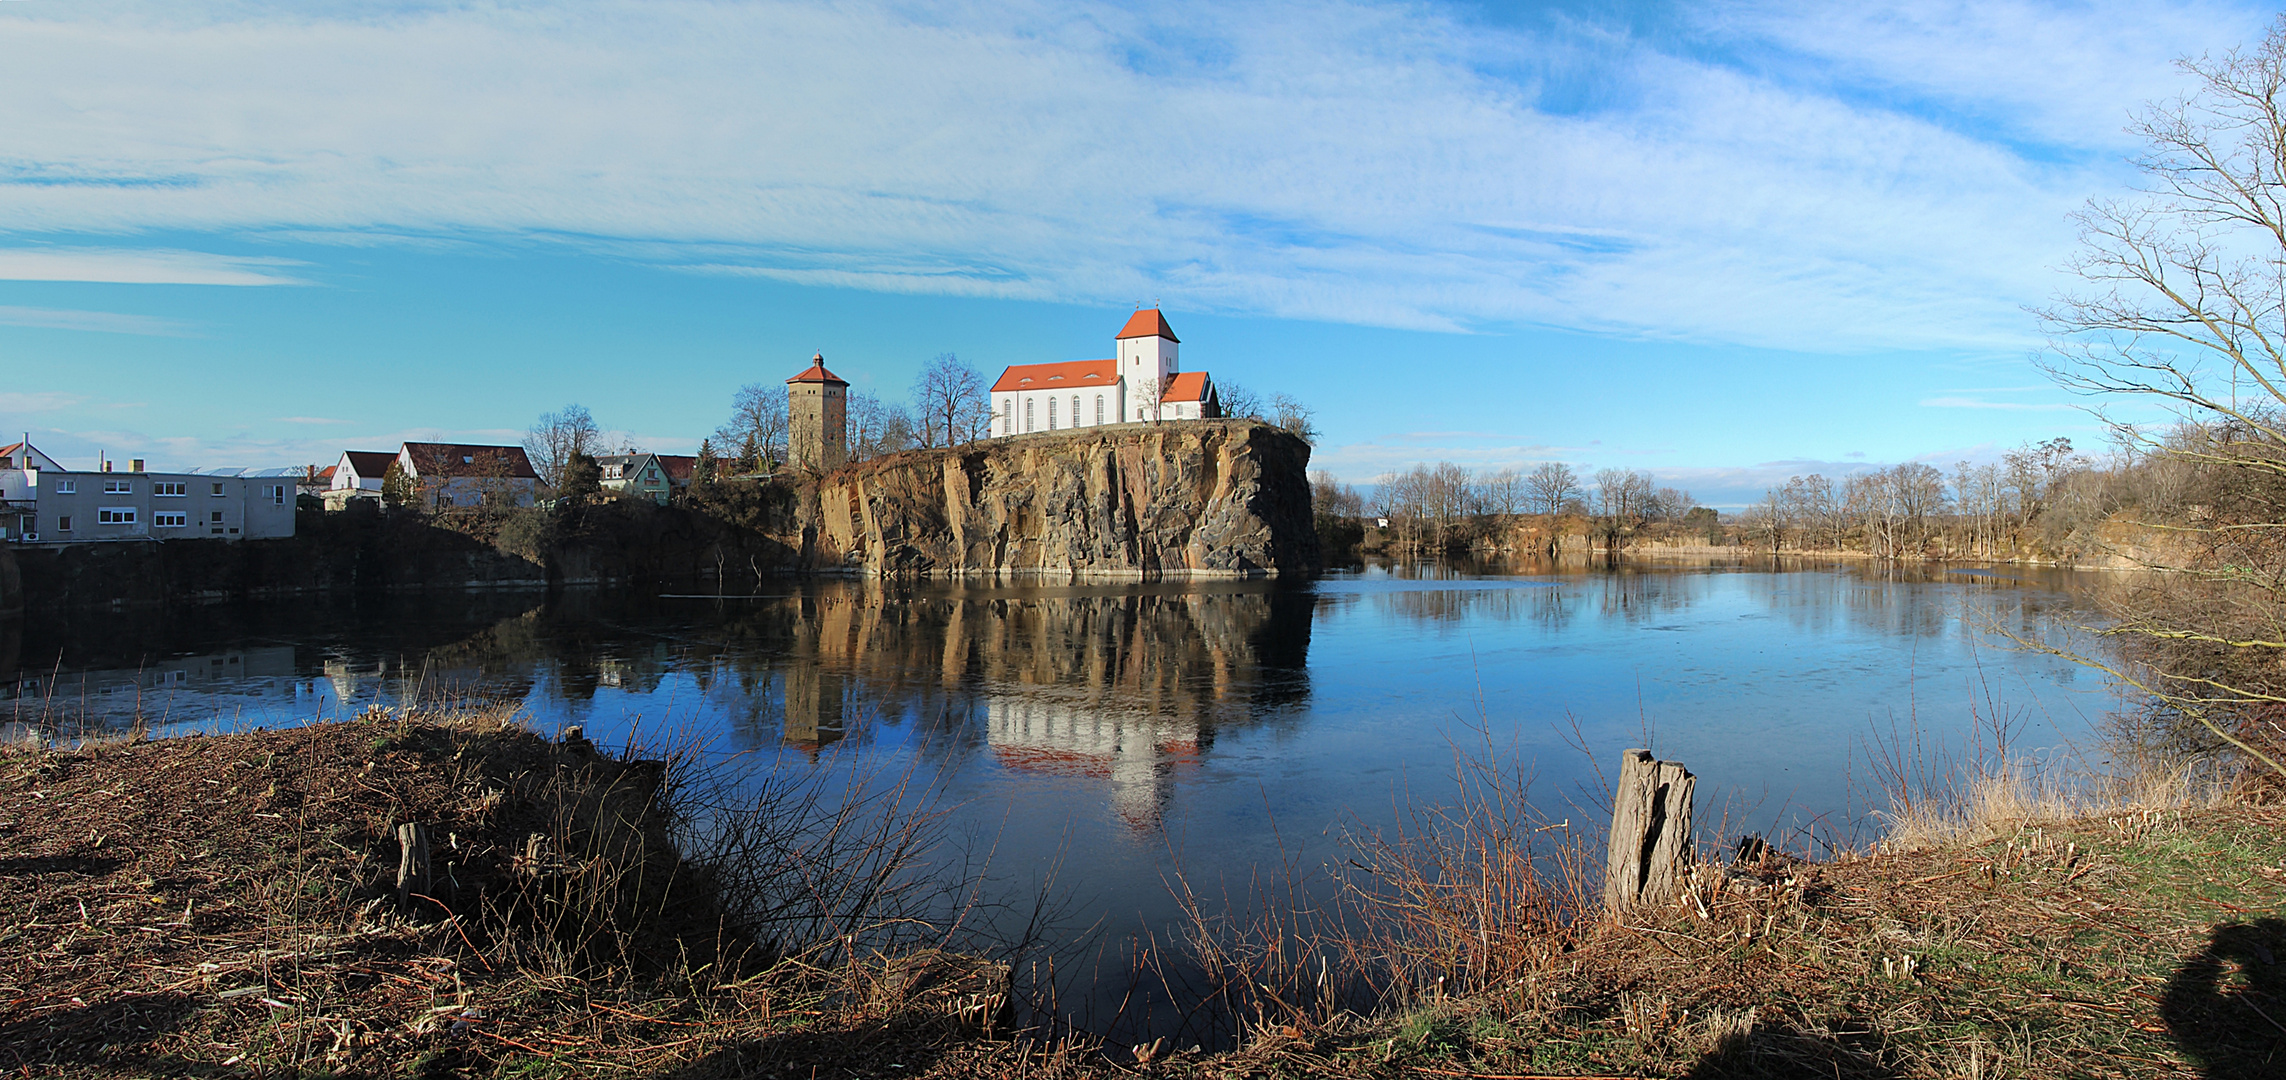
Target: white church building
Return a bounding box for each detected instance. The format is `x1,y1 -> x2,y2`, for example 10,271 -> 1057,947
990,309 -> 1219,437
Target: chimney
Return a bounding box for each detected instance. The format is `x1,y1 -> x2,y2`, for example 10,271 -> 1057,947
131,458 -> 146,473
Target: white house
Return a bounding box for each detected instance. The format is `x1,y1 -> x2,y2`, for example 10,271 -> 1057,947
1,442 -> 295,544
324,450 -> 400,509
990,309 -> 1222,437
396,442 -> 540,510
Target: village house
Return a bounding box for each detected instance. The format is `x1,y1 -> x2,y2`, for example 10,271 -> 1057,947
396,442 -> 540,510
0,441 -> 295,544
324,450 -> 399,510
990,309 -> 1220,438
596,453 -> 668,503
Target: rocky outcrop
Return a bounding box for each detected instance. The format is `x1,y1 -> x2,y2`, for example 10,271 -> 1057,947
804,420 -> 1319,578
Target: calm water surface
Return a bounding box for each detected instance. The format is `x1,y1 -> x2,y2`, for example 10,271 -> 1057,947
1,557 -> 2117,1029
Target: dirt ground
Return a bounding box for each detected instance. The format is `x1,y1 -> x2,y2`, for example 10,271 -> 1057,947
4,715 -> 2281,1078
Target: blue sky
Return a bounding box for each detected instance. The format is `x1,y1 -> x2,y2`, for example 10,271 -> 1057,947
0,0 -> 2269,506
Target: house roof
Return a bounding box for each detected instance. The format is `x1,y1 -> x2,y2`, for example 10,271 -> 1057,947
1115,308 -> 1179,343
315,466 -> 337,482
1,441 -> 59,469
786,354 -> 849,386
400,442 -> 540,480
338,450 -> 397,479
654,455 -> 698,482
991,358 -> 1118,393
1162,371 -> 1213,403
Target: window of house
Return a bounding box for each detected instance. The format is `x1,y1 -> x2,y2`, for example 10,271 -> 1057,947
210,483 -> 225,496
1025,399 -> 1034,432
1048,397 -> 1057,429
97,507 -> 136,525
55,480 -> 74,494
269,485 -> 285,505
57,515 -> 71,531
103,479 -> 131,494
1072,396 -> 1081,426
154,512 -> 187,527
211,511 -> 224,523
1096,396 -> 1105,424
154,481 -> 186,497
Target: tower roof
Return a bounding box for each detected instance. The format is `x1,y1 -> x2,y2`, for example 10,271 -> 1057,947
786,353 -> 849,386
1115,308 -> 1179,343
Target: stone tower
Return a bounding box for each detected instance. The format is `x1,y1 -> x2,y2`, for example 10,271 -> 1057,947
786,353 -> 848,472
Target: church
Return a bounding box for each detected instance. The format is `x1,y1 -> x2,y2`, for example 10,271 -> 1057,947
989,309 -> 1219,437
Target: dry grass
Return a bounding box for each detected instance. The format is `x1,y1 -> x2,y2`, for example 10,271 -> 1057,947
0,707 -> 1074,1078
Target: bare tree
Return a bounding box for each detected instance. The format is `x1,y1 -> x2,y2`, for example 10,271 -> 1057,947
2036,19 -> 2286,778
524,404 -> 601,491
1217,381 -> 1265,421
714,384 -> 789,473
911,353 -> 990,448
847,391 -> 917,463
1524,462 -> 1581,518
1133,377 -> 1164,424
1475,467 -> 1526,520
1270,393 -> 1318,442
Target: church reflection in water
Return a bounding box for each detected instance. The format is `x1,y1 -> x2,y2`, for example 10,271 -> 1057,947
768,584 -> 1314,827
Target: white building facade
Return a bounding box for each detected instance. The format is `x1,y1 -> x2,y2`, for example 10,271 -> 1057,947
991,309 -> 1221,438
0,442 -> 295,544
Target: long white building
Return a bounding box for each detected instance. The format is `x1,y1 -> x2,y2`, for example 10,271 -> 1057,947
990,309 -> 1221,437
0,441 -> 295,544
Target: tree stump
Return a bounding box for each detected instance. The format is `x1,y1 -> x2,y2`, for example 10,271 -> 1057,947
395,822 -> 431,911
1603,749 -> 1694,914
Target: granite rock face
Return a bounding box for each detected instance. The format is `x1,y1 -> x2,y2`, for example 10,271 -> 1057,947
804,420 -> 1319,578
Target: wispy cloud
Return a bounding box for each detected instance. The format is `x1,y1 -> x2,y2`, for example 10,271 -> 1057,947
273,416 -> 350,425
0,248 -> 306,286
1920,395 -> 2077,411
0,304 -> 192,335
0,0 -> 2248,349
0,390 -> 81,412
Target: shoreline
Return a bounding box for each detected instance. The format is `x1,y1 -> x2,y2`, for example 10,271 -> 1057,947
5,711 -> 2277,1077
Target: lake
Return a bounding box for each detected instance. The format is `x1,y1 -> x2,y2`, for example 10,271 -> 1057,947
0,556 -> 2119,1036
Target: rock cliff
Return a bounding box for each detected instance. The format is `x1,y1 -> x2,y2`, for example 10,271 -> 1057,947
803,420 -> 1319,578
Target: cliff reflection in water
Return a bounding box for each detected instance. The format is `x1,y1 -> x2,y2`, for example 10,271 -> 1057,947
734,585 -> 1314,827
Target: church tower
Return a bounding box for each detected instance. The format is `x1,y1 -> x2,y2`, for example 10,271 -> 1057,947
786,354 -> 848,472
1115,309 -> 1179,421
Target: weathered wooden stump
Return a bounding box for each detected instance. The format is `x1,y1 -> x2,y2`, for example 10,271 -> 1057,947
1603,749 -> 1695,914
395,822 -> 431,911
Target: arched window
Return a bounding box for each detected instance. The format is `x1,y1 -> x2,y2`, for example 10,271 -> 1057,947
1001,398 -> 1012,436
1025,398 -> 1034,433
1072,396 -> 1081,426
1048,397 -> 1058,429
1095,395 -> 1105,424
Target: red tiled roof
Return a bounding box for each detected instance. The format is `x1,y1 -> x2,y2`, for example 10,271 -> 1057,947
655,454 -> 698,482
339,450 -> 397,479
991,358 -> 1118,393
400,442 -> 540,480
316,466 -> 337,482
1162,371 -> 1211,403
1115,308 -> 1179,343
786,354 -> 849,385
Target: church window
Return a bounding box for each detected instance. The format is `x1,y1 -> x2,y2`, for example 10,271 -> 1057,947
1025,399 -> 1034,432
1095,395 -> 1104,424
1072,396 -> 1081,426
1048,397 -> 1058,429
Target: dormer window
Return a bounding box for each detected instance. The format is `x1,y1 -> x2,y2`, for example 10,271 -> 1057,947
462,455 -> 474,464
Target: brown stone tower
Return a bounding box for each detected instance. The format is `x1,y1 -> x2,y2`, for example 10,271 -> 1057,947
785,353 -> 848,472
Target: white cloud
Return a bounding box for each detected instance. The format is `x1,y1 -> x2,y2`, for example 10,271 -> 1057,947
0,248 -> 305,285
1919,395 -> 2076,411
0,1 -> 2255,348
0,390 -> 82,412
0,303 -> 191,334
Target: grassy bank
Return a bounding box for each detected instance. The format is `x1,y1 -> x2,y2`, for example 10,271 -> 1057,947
5,713 -> 2281,1077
